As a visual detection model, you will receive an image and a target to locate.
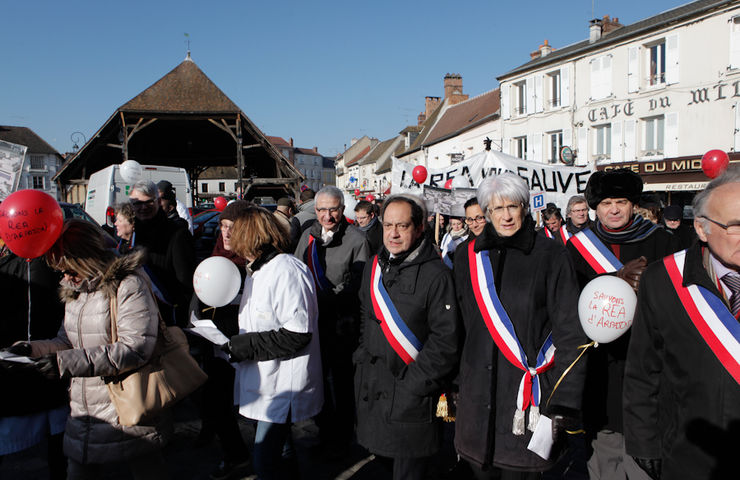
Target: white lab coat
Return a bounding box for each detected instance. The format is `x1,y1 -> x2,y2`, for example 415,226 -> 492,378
175,199 -> 193,234
234,254 -> 323,423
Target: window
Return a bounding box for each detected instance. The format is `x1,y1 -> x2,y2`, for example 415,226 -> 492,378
547,71 -> 561,108
30,155 -> 45,170
648,41 -> 666,86
731,16 -> 740,69
547,131 -> 563,164
644,115 -> 665,154
218,182 -> 225,192
201,183 -> 208,193
514,81 -> 527,115
234,182 -> 239,191
514,136 -> 527,160
32,176 -> 44,189
590,55 -> 612,100
594,124 -> 612,159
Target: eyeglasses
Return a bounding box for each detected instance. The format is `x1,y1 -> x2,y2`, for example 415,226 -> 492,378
701,216 -> 740,235
130,199 -> 155,207
487,204 -> 523,216
382,222 -> 413,232
570,208 -> 589,214
465,215 -> 486,224
316,207 -> 341,214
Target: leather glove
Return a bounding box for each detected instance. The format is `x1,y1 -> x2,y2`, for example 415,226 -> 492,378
633,457 -> 662,480
5,341 -> 32,356
34,353 -> 61,380
549,405 -> 583,441
616,256 -> 648,293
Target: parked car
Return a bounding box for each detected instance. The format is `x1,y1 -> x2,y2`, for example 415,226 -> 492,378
192,209 -> 222,262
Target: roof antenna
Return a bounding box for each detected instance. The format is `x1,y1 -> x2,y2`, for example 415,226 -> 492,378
184,32 -> 191,60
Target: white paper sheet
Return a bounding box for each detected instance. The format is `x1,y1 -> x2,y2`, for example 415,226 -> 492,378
0,351 -> 35,364
186,316 -> 230,346
527,415 -> 554,460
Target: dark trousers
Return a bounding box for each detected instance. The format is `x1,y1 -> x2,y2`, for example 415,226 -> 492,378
315,327 -> 356,447
376,455 -> 431,480
468,461 -> 543,480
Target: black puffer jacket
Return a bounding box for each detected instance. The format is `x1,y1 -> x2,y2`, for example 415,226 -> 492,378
354,238 -> 460,459
454,218 -> 586,471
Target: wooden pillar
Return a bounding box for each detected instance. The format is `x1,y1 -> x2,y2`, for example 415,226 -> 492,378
236,116 -> 243,199
120,112 -> 128,162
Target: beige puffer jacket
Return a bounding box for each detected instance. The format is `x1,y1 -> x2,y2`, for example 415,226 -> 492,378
31,251 -> 169,464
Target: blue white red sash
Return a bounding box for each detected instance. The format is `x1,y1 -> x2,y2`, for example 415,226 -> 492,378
370,255 -> 422,364
544,228 -> 554,239
559,227 -> 572,243
569,228 -> 623,274
468,242 -> 557,434
307,236 -> 331,292
664,250 -> 740,384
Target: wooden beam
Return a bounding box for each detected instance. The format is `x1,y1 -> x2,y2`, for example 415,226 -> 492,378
106,143 -> 123,149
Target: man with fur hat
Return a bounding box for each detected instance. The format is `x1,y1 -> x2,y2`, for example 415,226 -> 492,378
565,168 -> 679,479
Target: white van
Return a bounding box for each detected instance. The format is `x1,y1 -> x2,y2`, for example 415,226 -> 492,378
85,164 -> 193,226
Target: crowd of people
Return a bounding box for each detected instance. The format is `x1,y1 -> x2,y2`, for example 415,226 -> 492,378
1,165 -> 738,480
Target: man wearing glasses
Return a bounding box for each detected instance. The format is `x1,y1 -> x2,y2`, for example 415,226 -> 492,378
294,185 -> 369,456
624,165 -> 740,480
564,195 -> 593,235
128,180 -> 195,327
565,169 -> 679,480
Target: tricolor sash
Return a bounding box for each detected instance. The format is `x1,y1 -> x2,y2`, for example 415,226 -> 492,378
569,228 -> 623,274
559,227 -> 572,243
370,255 -> 422,364
544,228 -> 554,239
307,236 -> 331,291
664,250 -> 740,384
468,242 -> 557,434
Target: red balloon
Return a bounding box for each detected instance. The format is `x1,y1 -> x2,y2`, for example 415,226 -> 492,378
354,189 -> 361,196
365,194 -> 375,202
412,165 -> 428,184
214,196 -> 228,211
444,178 -> 453,189
0,190 -> 64,259
701,149 -> 730,179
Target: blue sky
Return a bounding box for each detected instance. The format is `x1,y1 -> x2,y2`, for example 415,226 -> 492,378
1,0 -> 688,157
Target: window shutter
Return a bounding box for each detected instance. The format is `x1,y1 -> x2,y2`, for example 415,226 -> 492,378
611,121 -> 623,162
578,127 -> 588,165
501,83 -> 511,120
561,65 -> 571,107
502,137 -> 511,155
590,58 -> 600,100
563,128 -> 573,150
527,133 -> 535,161
624,120 -> 637,161
533,133 -> 542,163
665,34 -> 679,85
628,47 -> 639,93
603,55 -> 613,97
526,77 -> 535,115
731,17 -> 740,69
664,112 -> 679,157
535,75 -> 544,112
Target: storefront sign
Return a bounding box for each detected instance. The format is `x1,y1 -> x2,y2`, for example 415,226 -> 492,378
600,158 -> 702,175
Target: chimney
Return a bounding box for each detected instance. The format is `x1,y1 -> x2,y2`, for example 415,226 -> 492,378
425,96 -> 441,119
350,138 -> 358,146
443,73 -> 469,106
530,49 -> 541,60
289,137 -> 294,147
601,15 -> 623,35
540,39 -> 553,57
313,146 -> 318,153
589,18 -> 603,43
417,112 -> 426,125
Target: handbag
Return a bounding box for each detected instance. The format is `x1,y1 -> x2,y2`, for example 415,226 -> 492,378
105,283 -> 208,426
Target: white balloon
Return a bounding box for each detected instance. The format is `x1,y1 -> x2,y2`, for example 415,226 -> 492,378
578,276 -> 637,344
193,257 -> 242,308
120,160 -> 143,184
451,175 -> 470,189
343,193 -> 357,221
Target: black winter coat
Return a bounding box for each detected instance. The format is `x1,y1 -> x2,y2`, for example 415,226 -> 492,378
453,219 -> 587,471
565,223 -> 679,433
623,243 -> 740,480
354,238 -> 460,458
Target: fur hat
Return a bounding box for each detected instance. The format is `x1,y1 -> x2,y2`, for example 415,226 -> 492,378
584,169 -> 643,209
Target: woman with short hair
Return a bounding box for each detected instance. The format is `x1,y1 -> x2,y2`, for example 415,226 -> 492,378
114,202 -> 136,254
221,206 -> 323,480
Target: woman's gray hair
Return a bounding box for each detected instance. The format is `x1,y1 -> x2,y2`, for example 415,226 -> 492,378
316,185 -> 344,206
131,180 -> 159,199
693,164 -> 740,233
477,173 -> 530,213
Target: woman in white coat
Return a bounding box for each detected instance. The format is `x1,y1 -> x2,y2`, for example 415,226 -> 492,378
222,206 -> 323,480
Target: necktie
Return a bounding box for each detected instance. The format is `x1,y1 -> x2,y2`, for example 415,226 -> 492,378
722,273 -> 740,317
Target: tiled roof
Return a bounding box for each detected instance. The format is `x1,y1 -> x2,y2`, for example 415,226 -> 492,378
120,56 -> 241,113
359,137 -> 398,166
345,145 -> 371,167
374,136 -> 405,174
295,147 -> 322,156
423,88 -> 500,146
0,126 -> 62,156
499,0 -> 733,79
267,136 -> 291,148
398,99 -> 447,156
399,125 -> 422,134
199,166 -> 238,179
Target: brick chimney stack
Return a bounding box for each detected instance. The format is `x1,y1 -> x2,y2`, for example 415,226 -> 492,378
289,137 -> 294,147
601,15 -> 623,35
444,73 -> 469,106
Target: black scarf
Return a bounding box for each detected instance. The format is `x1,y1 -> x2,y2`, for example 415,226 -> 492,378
594,214 -> 658,244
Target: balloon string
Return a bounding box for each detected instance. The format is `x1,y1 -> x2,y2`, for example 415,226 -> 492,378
27,259 -> 32,342
546,341 -> 596,408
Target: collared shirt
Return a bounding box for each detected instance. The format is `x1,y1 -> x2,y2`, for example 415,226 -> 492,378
710,252 -> 739,299
321,227 -> 335,246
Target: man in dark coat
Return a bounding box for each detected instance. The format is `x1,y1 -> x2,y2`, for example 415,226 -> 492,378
564,195 -> 594,235
565,169 -> 679,479
454,173 -> 586,478
623,166 -> 740,480
294,185 -> 369,454
130,180 -> 195,327
354,200 -> 383,255
662,204 -> 696,250
354,194 -> 460,480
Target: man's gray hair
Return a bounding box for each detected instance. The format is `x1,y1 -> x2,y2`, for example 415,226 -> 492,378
566,195 -> 588,216
693,163 -> 740,233
477,173 -> 530,213
316,186 -> 344,206
131,180 -> 159,199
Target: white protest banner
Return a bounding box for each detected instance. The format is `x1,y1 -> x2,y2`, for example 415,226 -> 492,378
0,140 -> 27,201
392,150 -> 593,210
